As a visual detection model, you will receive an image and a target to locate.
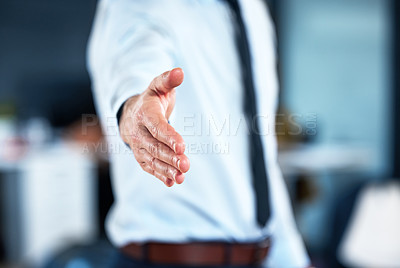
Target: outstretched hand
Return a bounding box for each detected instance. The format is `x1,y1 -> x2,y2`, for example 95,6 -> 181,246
119,68 -> 190,187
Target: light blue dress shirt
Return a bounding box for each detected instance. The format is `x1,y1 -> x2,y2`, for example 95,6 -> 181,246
87,0 -> 310,266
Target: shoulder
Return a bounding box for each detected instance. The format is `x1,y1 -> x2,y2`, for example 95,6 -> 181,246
103,0 -> 187,17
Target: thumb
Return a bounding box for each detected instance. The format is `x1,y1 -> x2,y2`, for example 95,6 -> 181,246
150,68 -> 184,95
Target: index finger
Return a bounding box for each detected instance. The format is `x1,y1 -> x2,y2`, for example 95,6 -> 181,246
142,114 -> 186,155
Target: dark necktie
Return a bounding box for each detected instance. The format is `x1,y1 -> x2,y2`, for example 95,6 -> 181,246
225,0 -> 271,227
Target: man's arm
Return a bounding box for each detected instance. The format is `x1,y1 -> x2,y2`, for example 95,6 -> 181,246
87,1 -> 190,186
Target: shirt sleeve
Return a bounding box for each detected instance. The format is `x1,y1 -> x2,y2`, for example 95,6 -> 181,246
87,0 -> 176,130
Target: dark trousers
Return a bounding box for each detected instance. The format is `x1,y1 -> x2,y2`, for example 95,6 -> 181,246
109,251 -> 258,268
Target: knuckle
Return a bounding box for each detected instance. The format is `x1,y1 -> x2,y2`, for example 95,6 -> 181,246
140,162 -> 155,176
149,142 -> 158,156
156,142 -> 163,151
138,148 -> 147,155
164,129 -> 175,146
160,175 -> 167,182
162,164 -> 169,175
163,135 -> 171,146
151,124 -> 160,138
149,142 -> 162,157
155,172 -> 164,181
139,161 -> 147,170
168,168 -> 176,178
147,169 -> 155,176
149,156 -> 156,169
172,156 -> 179,167
132,146 -> 142,156
148,168 -> 155,175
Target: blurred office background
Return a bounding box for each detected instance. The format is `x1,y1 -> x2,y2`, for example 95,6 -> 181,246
0,0 -> 399,267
